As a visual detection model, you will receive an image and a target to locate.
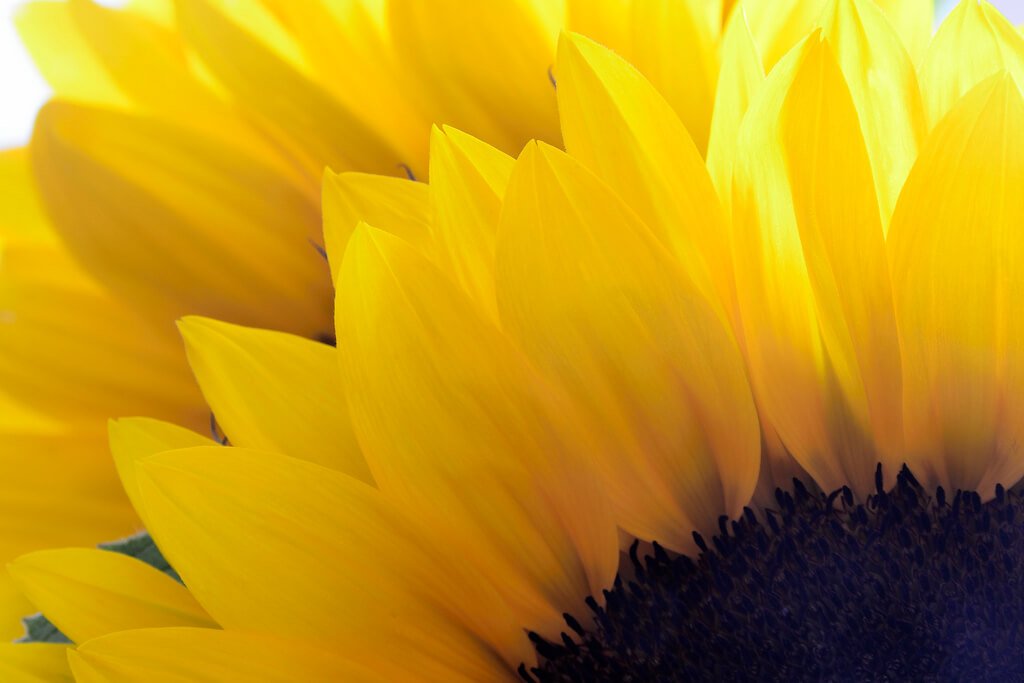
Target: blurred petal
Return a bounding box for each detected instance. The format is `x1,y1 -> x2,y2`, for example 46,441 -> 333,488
919,0 -> 1024,129
0,148 -> 55,245
0,643 -> 72,683
336,224 -> 618,635
429,125 -> 514,322
321,170 -> 432,283
177,316 -> 371,482
888,73 -> 1024,497
818,0 -> 926,228
136,447 -> 530,677
495,142 -> 760,549
732,33 -> 902,495
30,101 -> 331,338
8,549 -> 214,644
70,629 -> 383,683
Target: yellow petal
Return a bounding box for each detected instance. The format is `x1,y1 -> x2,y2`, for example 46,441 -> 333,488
70,629 -> 386,683
387,0 -> 562,156
428,125 -> 515,322
177,316 -> 371,482
495,142 -> 759,549
741,0 -> 827,70
565,0 -> 631,53
0,643 -> 72,683
8,549 -> 215,644
321,170 -> 432,284
15,1 -> 130,108
817,0 -> 926,228
873,0 -> 934,65
136,447 -> 531,677
107,417 -> 216,520
336,224 -> 618,636
174,0 -> 410,178
30,101 -> 332,339
0,241 -> 203,425
919,0 -> 1024,129
0,148 -> 56,245
732,33 -> 902,495
556,32 -> 734,318
888,73 -> 1024,497
706,6 -> 765,212
626,0 -> 720,154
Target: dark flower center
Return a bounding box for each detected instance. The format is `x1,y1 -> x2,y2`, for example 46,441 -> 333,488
522,465 -> 1024,682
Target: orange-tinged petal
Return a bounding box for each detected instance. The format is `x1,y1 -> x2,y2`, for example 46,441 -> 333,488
336,224 -> 617,636
428,125 -> 514,322
626,0 -> 720,154
321,170 -> 432,283
107,417 -> 216,520
706,5 -> 765,212
556,32 -> 734,319
387,0 -> 563,156
919,0 -> 1024,129
0,148 -> 55,245
30,101 -> 331,339
818,0 -> 926,229
70,629 -> 387,683
888,73 -> 1024,497
495,142 -> 760,550
732,33 -> 902,495
177,316 -> 371,482
0,643 -> 72,683
8,549 -> 215,644
136,447 -> 530,678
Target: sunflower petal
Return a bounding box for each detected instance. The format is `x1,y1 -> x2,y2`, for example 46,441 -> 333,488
873,0 -> 933,65
919,0 -> 1024,129
741,0 -> 826,70
107,417 -> 216,520
817,0 -> 926,228
30,101 -> 331,338
555,32 -> 732,314
8,549 -> 214,644
337,224 -> 618,635
177,316 -> 371,481
495,142 -> 759,549
0,643 -> 72,683
429,125 -> 514,321
888,73 -> 1024,497
70,629 -> 385,683
321,170 -> 432,283
732,33 -> 901,495
136,447 -> 531,676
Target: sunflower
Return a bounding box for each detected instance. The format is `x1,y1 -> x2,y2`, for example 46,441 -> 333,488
7,1 -> 1024,678
0,0 -> 884,638
0,0 -> 925,639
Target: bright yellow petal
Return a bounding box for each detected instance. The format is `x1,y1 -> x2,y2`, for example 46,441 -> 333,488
0,643 -> 72,683
8,549 -> 215,644
0,242 -> 203,425
565,0 -> 631,52
919,0 -> 1024,129
70,629 -> 386,683
177,316 -> 371,482
136,447 -> 530,678
174,0 -> 411,178
556,32 -> 734,319
818,0 -> 926,229
428,125 -> 515,322
873,0 -> 934,65
30,101 -> 331,339
706,5 -> 765,212
495,142 -> 760,550
321,170 -> 432,283
732,33 -> 902,495
336,224 -> 618,636
888,73 -> 1024,497
387,0 -> 562,156
741,0 -> 827,70
0,148 -> 56,245
107,417 -> 216,520
15,1 -> 130,108
626,0 -> 720,154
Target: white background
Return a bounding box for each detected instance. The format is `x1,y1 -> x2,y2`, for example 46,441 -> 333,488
0,0 -> 1022,147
